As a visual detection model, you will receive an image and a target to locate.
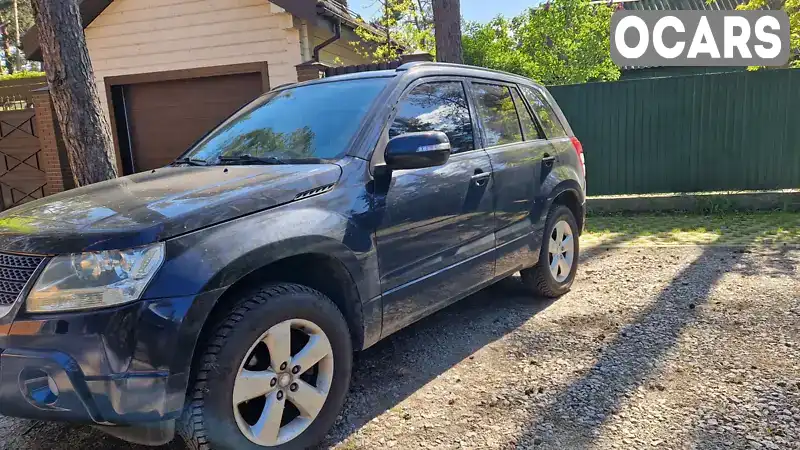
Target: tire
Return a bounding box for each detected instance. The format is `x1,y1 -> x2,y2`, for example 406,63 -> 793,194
178,283 -> 353,450
520,204 -> 580,298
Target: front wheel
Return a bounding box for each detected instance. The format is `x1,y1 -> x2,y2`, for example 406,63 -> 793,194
520,204 -> 580,297
179,283 -> 352,450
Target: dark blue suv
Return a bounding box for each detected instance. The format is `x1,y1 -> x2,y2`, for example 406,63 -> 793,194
0,62 -> 585,449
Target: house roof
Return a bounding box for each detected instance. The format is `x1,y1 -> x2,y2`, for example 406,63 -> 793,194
618,0 -> 746,10
22,0 -> 372,62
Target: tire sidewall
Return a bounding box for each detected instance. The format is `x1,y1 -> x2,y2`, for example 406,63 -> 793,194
199,287 -> 352,450
539,205 -> 580,293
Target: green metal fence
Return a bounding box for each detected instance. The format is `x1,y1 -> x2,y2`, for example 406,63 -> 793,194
548,68 -> 800,195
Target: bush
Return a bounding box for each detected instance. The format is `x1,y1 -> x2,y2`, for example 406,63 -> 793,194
0,71 -> 45,81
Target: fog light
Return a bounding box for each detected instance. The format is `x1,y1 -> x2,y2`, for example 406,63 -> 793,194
47,374 -> 59,396
20,368 -> 59,406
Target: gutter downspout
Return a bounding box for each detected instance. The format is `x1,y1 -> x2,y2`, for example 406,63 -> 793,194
312,19 -> 341,62
299,20 -> 312,62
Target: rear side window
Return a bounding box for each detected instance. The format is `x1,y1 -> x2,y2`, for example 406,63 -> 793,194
510,88 -> 543,140
520,85 -> 568,138
472,83 -> 523,147
390,81 -> 475,154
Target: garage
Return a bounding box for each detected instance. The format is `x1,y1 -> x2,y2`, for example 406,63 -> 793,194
107,64 -> 270,174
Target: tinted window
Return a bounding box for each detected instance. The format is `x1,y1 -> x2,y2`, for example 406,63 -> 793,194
473,83 -> 523,147
520,85 -> 568,138
390,82 -> 475,154
511,88 -> 543,140
183,78 -> 389,162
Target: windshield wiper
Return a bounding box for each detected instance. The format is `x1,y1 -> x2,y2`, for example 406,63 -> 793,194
173,157 -> 208,166
216,155 -> 288,165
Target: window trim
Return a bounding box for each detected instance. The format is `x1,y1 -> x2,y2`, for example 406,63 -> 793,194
376,76 -> 482,165
466,79 -> 527,150
511,85 -> 547,142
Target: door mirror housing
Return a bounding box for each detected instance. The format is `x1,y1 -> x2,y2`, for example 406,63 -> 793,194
384,131 -> 451,170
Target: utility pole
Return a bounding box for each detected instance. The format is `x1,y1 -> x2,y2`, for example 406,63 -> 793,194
13,0 -> 20,71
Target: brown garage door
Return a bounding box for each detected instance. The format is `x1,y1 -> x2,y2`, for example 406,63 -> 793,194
124,72 -> 263,172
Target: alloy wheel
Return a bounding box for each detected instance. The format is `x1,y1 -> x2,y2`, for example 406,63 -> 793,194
548,220 -> 575,283
232,319 -> 334,447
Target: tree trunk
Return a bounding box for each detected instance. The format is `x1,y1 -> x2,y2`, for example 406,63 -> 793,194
32,0 -> 117,186
432,0 -> 462,64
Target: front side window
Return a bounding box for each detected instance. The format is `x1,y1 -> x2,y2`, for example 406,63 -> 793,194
472,83 -> 523,147
520,85 -> 568,138
389,81 -> 475,154
183,77 -> 389,163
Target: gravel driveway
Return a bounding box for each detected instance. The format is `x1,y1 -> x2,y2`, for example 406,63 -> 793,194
1,244 -> 798,449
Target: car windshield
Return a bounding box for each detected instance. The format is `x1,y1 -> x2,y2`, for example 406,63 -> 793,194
181,77 -> 390,164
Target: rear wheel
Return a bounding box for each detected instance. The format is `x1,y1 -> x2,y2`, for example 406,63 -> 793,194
179,283 -> 352,450
521,205 -> 579,297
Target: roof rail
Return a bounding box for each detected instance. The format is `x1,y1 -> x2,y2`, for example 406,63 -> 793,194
271,82 -> 297,90
396,61 -> 532,81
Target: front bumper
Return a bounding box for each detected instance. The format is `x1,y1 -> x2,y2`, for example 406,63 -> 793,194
0,289 -> 223,427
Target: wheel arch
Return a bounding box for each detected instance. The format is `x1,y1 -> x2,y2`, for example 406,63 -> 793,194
547,180 -> 585,234
204,251 -> 365,350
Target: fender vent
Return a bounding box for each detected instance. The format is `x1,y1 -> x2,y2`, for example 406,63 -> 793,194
294,184 -> 334,201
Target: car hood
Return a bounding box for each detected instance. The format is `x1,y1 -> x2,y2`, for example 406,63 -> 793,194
0,164 -> 342,254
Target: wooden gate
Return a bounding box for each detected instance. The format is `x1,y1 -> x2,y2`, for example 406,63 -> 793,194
0,108 -> 46,210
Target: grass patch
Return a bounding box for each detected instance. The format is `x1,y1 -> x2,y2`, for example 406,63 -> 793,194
584,211 -> 800,247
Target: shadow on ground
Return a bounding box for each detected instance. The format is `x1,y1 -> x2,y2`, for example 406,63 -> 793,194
320,276 -> 556,447
511,237 -> 767,447
320,235 -> 641,448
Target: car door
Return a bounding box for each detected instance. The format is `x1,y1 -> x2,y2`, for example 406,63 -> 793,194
469,81 -> 555,277
374,78 -> 496,337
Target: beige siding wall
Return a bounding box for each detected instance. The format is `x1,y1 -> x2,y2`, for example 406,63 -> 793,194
85,0 -> 302,118
311,25 -> 372,67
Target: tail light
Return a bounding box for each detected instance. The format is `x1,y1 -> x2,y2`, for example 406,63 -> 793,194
570,136 -> 585,177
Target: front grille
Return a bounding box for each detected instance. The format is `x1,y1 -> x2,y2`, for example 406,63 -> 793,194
0,253 -> 44,306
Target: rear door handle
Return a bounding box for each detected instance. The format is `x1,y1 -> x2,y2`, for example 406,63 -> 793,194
471,171 -> 491,186
542,153 -> 556,167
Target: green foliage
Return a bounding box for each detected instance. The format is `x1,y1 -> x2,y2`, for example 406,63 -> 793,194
463,0 -> 620,85
0,0 -> 35,40
351,0 -> 434,63
737,0 -> 799,68
221,127 -> 315,159
463,18 -> 532,77
0,0 -> 36,73
0,69 -> 42,80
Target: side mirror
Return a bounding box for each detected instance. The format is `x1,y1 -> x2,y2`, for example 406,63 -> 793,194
384,131 -> 451,170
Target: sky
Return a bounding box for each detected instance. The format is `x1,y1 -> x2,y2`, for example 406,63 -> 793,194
346,0 -> 540,23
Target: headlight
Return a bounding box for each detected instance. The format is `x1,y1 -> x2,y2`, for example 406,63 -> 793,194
26,243 -> 165,313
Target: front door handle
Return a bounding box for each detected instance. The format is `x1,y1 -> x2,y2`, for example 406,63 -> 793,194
542,153 -> 556,167
471,171 -> 491,187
